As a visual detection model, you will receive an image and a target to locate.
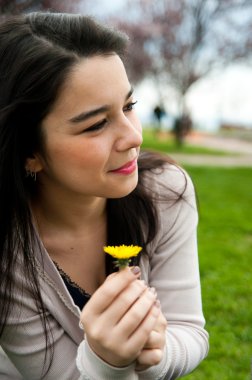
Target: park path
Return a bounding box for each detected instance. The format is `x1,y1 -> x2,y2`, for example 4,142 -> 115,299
170,132 -> 252,167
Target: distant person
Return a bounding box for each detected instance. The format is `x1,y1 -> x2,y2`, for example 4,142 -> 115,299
0,12 -> 208,379
174,114 -> 192,146
153,104 -> 165,131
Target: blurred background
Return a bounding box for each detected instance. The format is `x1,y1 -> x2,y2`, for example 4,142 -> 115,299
1,1 -> 251,379
1,0 -> 252,138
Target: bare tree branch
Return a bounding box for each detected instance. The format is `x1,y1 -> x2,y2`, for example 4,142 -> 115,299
115,0 -> 252,113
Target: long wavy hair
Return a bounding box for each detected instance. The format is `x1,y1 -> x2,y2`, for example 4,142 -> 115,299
0,12 -> 184,377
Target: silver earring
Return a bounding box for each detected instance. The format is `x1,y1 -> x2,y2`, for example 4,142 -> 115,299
26,169 -> 37,181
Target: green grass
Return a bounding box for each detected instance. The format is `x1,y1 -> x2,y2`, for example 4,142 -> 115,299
142,132 -> 252,378
142,128 -> 228,155
141,132 -> 252,378
180,166 -> 252,380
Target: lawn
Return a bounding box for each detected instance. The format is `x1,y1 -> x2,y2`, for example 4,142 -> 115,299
176,166 -> 252,380
142,128 -> 252,378
142,130 -> 252,378
141,128 -> 228,155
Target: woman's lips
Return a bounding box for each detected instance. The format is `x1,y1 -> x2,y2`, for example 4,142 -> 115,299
110,158 -> 137,175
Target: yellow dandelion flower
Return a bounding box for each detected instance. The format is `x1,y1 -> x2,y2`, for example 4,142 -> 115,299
104,245 -> 142,269
104,245 -> 142,259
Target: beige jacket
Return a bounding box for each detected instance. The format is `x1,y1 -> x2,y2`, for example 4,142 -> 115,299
0,165 -> 209,379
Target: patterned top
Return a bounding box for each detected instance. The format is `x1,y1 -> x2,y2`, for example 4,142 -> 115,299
53,254 -> 117,310
53,261 -> 91,310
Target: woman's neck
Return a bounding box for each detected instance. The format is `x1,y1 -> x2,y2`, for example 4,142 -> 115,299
31,190 -> 107,234
31,192 -> 108,294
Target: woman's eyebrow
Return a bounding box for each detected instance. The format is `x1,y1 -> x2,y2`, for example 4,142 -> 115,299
126,86 -> 134,100
69,86 -> 134,124
69,105 -> 109,123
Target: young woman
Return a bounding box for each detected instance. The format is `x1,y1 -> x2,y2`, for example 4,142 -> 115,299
0,12 -> 209,380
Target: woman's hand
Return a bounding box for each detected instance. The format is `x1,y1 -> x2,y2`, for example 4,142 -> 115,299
80,267 -> 160,368
136,304 -> 167,372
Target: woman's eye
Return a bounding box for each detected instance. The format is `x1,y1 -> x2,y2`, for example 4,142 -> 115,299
123,100 -> 138,112
84,119 -> 107,133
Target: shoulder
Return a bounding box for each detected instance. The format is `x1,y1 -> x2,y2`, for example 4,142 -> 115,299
142,161 -> 198,248
142,161 -> 196,203
140,164 -> 198,266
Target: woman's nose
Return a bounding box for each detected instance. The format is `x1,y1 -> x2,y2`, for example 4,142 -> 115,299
114,114 -> 143,151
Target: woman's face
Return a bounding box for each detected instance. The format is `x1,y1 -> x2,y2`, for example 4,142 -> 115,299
31,54 -> 142,201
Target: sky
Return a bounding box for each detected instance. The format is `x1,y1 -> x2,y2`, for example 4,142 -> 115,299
77,0 -> 125,17
187,64 -> 252,131
134,63 -> 252,132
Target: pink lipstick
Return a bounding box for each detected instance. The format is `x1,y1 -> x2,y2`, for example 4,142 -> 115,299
110,159 -> 137,175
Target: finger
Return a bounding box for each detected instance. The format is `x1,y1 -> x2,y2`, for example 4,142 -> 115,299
116,288 -> 158,337
149,310 -> 167,335
102,279 -> 147,325
81,266 -> 140,318
123,310 -> 160,361
142,310 -> 167,350
136,348 -> 163,369
111,303 -> 160,365
142,330 -> 162,349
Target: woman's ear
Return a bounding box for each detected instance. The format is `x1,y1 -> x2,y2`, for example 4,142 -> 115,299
25,155 -> 43,174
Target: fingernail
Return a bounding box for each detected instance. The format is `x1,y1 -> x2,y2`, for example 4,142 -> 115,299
149,287 -> 157,296
155,299 -> 161,308
130,266 -> 141,275
79,320 -> 84,330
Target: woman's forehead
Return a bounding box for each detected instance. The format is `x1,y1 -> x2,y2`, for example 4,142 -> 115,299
42,54 -> 131,125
